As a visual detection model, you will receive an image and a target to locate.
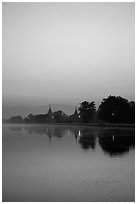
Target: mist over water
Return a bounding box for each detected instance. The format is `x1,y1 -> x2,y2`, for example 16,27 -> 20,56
3,124 -> 135,202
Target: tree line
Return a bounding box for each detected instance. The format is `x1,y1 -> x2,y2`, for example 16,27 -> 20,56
4,95 -> 135,124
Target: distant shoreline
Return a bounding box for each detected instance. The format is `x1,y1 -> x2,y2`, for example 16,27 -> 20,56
2,122 -> 135,129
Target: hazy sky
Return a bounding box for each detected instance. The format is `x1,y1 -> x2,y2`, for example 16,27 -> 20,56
3,2 -> 135,106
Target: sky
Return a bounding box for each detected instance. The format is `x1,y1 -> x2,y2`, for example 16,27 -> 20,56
2,2 -> 135,107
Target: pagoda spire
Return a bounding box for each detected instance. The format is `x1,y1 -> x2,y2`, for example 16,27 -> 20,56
48,104 -> 52,114
74,106 -> 78,114
47,105 -> 53,122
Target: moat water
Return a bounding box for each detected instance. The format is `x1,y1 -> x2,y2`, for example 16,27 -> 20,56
2,124 -> 135,202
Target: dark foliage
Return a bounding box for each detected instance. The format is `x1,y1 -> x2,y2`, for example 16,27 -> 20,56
53,110 -> 68,123
98,95 -> 135,123
78,101 -> 96,123
3,95 -> 135,124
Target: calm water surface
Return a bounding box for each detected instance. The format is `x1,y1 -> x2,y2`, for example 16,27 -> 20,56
2,124 -> 135,202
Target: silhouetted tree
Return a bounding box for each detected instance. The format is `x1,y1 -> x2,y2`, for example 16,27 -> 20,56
24,114 -> 35,123
98,95 -> 135,123
129,101 -> 135,123
53,110 -> 68,123
78,101 -> 96,123
3,97 -> 134,125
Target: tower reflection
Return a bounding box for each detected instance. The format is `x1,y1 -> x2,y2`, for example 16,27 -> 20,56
9,125 -> 135,156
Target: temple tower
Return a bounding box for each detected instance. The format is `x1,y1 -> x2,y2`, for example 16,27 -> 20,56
48,105 -> 52,122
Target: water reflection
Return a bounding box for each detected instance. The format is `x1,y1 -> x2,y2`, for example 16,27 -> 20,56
98,130 -> 135,156
9,125 -> 135,157
77,128 -> 96,150
9,126 -> 23,131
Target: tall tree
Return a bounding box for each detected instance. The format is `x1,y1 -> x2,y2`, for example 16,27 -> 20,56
78,101 -> 96,123
98,95 -> 135,123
